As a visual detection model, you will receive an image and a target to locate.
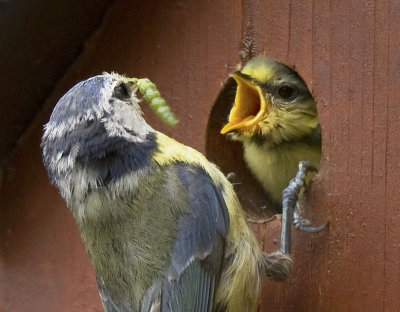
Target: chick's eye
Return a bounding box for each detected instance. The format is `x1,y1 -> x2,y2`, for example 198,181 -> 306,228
277,85 -> 297,101
114,82 -> 130,100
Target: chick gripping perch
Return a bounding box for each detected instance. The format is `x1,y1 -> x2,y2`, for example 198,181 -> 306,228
281,161 -> 327,254
219,56 -> 327,256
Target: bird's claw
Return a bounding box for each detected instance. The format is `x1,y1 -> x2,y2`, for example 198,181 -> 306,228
280,161 -> 326,254
297,222 -> 328,233
293,215 -> 311,229
294,203 -> 327,232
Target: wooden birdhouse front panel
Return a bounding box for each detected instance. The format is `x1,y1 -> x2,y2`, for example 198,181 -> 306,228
1,0 -> 399,311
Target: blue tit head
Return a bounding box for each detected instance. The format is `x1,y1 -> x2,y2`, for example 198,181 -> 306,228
41,73 -> 154,204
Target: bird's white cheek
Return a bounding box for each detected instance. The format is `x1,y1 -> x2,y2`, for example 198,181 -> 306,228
119,106 -> 138,127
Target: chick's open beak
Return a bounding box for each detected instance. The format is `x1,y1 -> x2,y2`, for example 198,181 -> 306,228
220,73 -> 267,134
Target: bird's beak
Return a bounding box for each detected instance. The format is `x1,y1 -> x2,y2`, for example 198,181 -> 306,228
220,73 -> 267,134
125,78 -> 137,92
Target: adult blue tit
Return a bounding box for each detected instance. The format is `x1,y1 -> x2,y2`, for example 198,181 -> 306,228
41,73 -> 292,312
220,56 -> 321,210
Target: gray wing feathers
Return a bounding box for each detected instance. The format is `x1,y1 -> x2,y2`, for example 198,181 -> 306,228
158,164 -> 229,311
141,280 -> 162,312
96,164 -> 229,312
161,259 -> 215,312
168,165 -> 228,278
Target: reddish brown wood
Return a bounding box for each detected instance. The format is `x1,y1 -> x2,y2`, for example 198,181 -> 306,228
1,1 -> 243,311
0,0 -> 112,160
1,0 -> 400,311
256,0 -> 400,310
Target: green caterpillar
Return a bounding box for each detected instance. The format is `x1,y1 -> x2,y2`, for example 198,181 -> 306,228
133,78 -> 179,126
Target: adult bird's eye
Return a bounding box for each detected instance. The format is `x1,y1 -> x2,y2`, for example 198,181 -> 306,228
277,85 -> 297,101
114,82 -> 131,100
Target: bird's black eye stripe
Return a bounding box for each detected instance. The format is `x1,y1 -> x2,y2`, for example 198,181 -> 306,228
277,85 -> 298,101
260,83 -> 274,94
113,82 -> 131,100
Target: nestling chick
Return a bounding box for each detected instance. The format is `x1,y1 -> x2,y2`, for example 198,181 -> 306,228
221,56 -> 321,209
41,73 -> 292,312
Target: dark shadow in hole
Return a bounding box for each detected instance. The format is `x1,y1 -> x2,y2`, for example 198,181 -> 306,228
205,77 -> 279,219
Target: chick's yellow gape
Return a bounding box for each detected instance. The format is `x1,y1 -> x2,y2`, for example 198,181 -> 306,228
221,56 -> 321,207
220,56 -> 326,253
41,73 -> 292,312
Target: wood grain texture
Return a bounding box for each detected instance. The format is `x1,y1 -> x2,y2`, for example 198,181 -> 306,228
1,0 -> 400,311
256,0 -> 400,310
209,0 -> 400,310
1,0 -> 243,311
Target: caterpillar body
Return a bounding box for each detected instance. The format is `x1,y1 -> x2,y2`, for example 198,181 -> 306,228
134,78 -> 179,126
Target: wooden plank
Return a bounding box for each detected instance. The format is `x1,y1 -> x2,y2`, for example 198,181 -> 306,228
2,0 -> 400,311
381,0 -> 400,310
0,1 -> 243,311
0,0 -> 112,160
258,0 -> 400,311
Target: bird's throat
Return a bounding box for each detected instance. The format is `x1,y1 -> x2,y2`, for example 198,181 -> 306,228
243,140 -> 321,206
